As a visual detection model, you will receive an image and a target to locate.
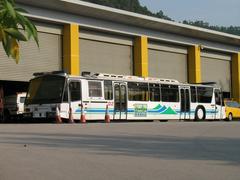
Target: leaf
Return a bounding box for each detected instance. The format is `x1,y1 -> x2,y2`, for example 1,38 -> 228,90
0,10 -> 9,24
16,12 -> 26,30
1,28 -> 7,46
16,12 -> 27,29
5,28 -> 27,41
2,35 -> 11,57
0,0 -> 39,62
0,32 -> 2,41
25,25 -> 32,40
24,18 -> 37,35
10,39 -> 20,63
4,0 -> 15,5
0,9 -> 6,16
5,0 -> 16,19
14,7 -> 28,13
15,12 -> 39,46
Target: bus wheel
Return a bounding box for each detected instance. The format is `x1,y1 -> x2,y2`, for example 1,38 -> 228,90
195,106 -> 206,121
0,113 -> 4,123
227,113 -> 233,121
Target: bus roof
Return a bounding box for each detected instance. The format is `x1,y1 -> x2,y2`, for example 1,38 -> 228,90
32,71 -> 219,88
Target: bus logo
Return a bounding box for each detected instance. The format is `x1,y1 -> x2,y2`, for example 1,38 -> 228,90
134,104 -> 147,117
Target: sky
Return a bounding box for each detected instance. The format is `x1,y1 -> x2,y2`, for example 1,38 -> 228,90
139,0 -> 240,26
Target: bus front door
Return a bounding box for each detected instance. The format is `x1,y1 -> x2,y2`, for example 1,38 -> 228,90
214,88 -> 222,120
68,80 -> 82,121
180,87 -> 190,120
113,83 -> 127,120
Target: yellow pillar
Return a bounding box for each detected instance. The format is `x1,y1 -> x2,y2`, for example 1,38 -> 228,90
63,24 -> 80,75
134,36 -> 148,77
232,53 -> 240,102
188,45 -> 201,83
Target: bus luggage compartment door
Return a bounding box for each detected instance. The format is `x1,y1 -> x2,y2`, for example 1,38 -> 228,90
180,87 -> 190,120
113,83 -> 127,120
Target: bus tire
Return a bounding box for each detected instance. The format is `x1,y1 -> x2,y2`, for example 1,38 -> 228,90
227,113 -> 233,121
3,109 -> 10,123
0,112 -> 4,123
195,106 -> 206,121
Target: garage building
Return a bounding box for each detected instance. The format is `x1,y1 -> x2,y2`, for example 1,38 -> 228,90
0,0 -> 239,103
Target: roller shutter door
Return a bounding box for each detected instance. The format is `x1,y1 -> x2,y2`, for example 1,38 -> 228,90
201,51 -> 231,92
80,30 -> 133,75
148,42 -> 188,82
0,24 -> 62,82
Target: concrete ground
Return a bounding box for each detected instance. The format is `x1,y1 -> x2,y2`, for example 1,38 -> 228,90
0,121 -> 240,180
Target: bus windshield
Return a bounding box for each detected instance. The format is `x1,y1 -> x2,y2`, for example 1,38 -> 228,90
25,75 -> 66,105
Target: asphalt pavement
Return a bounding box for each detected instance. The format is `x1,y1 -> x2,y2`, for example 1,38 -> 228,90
0,121 -> 239,180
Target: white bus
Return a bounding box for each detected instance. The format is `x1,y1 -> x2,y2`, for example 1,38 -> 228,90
4,92 -> 26,120
24,71 -> 225,122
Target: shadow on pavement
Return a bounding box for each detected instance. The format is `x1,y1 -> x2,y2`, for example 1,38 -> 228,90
0,131 -> 240,166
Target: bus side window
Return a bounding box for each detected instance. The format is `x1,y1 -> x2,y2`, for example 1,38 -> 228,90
215,89 -> 221,105
161,84 -> 179,102
128,82 -> 149,101
69,81 -> 81,101
104,80 -> 113,100
197,87 -> 213,103
88,81 -> 102,97
149,83 -> 160,102
190,86 -> 197,103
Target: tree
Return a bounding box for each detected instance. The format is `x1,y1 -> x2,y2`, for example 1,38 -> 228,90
182,20 -> 240,36
82,0 -> 239,36
81,0 -> 173,21
0,0 -> 38,63
155,10 -> 172,21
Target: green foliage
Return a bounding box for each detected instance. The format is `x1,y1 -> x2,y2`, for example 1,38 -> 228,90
81,0 -> 240,36
0,0 -> 38,63
81,0 -> 173,21
182,20 -> 240,36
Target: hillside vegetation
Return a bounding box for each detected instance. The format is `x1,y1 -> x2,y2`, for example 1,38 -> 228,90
81,0 -> 240,36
